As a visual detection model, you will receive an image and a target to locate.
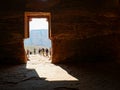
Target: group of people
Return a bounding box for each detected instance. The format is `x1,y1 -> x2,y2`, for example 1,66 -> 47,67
26,47 -> 51,57
38,48 -> 49,56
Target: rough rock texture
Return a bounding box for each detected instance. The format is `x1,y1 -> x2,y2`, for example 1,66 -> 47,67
0,0 -> 120,64
49,0 -> 119,63
0,1 -> 26,64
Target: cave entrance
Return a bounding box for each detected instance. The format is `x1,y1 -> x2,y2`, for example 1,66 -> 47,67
24,12 -> 52,62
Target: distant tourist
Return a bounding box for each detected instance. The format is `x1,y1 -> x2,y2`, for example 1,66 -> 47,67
49,47 -> 52,56
34,48 -> 36,54
26,49 -> 29,56
49,47 -> 52,60
41,48 -> 45,56
30,51 -> 32,55
26,49 -> 30,60
45,48 -> 49,56
38,48 -> 41,55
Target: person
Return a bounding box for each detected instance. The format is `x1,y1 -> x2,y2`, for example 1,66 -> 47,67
26,49 -> 29,56
26,49 -> 30,60
38,48 -> 41,55
45,48 -> 49,56
49,47 -> 52,60
49,47 -> 51,56
30,51 -> 32,55
41,48 -> 45,56
34,48 -> 36,54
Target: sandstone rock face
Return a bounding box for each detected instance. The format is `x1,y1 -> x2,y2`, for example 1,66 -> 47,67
0,1 -> 26,64
0,0 -> 119,64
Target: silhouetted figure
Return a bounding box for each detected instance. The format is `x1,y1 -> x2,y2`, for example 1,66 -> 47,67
26,49 -> 30,60
41,48 -> 45,56
38,48 -> 41,55
30,51 -> 32,55
49,48 -> 51,56
34,48 -> 36,54
49,47 -> 52,60
45,48 -> 49,56
26,49 -> 29,56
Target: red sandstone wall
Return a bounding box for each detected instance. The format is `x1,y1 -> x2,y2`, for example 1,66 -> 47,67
0,1 -> 26,64
0,0 -> 119,64
50,0 -> 120,63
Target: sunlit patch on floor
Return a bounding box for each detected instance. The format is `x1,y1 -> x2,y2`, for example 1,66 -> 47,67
26,54 -> 78,81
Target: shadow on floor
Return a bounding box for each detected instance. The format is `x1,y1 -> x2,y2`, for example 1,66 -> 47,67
57,61 -> 120,90
0,60 -> 120,90
0,63 -> 80,90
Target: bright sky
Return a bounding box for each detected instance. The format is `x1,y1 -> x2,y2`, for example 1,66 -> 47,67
29,18 -> 48,30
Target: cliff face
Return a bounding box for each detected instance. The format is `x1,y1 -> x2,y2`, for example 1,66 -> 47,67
0,0 -> 119,64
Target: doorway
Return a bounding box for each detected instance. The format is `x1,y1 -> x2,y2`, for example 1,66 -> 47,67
24,12 -> 52,62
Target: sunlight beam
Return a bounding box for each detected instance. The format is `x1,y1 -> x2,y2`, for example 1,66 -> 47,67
26,55 -> 78,81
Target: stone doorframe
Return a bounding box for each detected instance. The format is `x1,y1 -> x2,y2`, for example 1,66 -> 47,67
24,12 -> 51,39
24,12 -> 52,61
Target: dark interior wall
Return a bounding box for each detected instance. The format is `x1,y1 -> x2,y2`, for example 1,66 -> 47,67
0,0 -> 119,64
50,0 -> 120,63
52,34 -> 120,63
0,0 -> 26,64
25,0 -> 120,63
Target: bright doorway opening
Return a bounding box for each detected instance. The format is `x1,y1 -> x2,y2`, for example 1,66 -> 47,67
24,12 -> 78,83
24,12 -> 52,62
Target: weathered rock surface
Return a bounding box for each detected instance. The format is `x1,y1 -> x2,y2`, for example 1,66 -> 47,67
0,0 -> 119,64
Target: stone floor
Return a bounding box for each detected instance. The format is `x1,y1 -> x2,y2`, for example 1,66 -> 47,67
0,54 -> 120,90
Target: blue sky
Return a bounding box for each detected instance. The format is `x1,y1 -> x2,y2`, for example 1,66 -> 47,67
29,18 -> 48,30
